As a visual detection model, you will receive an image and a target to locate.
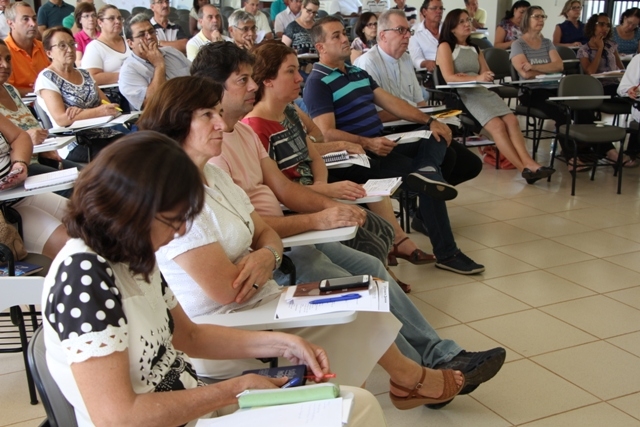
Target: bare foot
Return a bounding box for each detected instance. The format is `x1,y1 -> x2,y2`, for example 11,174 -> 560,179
393,235 -> 419,258
390,365 -> 464,399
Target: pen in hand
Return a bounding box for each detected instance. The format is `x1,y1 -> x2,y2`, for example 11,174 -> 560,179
101,99 -> 123,112
304,373 -> 337,379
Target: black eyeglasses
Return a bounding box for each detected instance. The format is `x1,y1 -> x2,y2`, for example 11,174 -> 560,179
234,25 -> 257,33
365,22 -> 378,28
133,28 -> 157,38
382,26 -> 414,36
155,215 -> 192,234
304,8 -> 318,16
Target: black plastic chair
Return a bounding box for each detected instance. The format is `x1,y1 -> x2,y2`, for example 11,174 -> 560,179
548,74 -> 627,195
483,48 -> 518,107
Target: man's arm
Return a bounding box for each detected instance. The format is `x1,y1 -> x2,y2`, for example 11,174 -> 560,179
159,38 -> 187,53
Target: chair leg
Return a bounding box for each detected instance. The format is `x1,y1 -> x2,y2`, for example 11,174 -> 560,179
618,138 -> 625,194
14,308 -> 38,405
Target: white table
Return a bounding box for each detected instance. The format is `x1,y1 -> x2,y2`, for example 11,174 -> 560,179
548,95 -> 611,101
435,83 -> 501,89
281,225 -> 357,247
0,276 -> 44,313
192,297 -> 357,330
0,182 -> 74,201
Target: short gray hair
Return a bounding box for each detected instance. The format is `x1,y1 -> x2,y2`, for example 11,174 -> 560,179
378,9 -> 407,31
198,4 -> 219,19
5,1 -> 33,22
228,9 -> 254,28
124,13 -> 152,40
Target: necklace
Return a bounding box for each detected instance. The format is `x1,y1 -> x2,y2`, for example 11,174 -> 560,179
211,183 -> 252,232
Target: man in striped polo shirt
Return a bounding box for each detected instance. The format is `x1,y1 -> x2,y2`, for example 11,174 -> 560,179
303,16 -> 484,275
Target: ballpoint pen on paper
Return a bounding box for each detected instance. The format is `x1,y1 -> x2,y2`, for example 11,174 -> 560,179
309,294 -> 361,305
281,377 -> 300,388
304,374 -> 337,379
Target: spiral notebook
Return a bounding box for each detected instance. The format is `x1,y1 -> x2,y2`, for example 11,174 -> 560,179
322,151 -> 370,168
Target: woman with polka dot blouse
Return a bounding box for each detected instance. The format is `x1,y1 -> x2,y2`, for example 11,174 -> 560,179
40,130 -> 386,426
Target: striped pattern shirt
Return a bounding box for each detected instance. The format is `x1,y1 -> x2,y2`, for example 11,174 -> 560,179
304,63 -> 383,138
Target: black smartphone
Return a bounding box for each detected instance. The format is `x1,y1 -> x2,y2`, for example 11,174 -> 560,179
318,275 -> 370,292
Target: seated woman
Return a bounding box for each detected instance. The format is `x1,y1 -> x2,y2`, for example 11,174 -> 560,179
553,0 -> 587,47
35,27 -> 123,163
494,1 -> 530,50
42,130 -> 389,426
282,0 -> 319,80
351,12 -> 378,63
438,9 -> 554,184
73,3 -> 100,68
613,7 -> 640,56
139,76 -> 472,409
80,5 -> 130,85
0,39 -> 81,180
0,113 -> 68,259
245,42 -> 436,280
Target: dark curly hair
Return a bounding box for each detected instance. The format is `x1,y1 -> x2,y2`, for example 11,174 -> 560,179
585,13 -> 612,41
63,131 -> 205,281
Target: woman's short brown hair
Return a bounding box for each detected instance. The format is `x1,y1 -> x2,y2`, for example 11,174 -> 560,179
560,0 -> 580,18
75,2 -> 97,29
251,41 -> 296,103
42,26 -> 74,51
137,76 -> 224,144
521,6 -> 544,34
97,4 -> 119,20
63,131 -> 205,281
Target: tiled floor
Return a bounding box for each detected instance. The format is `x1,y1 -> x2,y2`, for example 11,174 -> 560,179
2,137 -> 640,426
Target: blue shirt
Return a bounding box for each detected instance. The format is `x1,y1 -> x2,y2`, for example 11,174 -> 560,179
613,26 -> 640,55
303,62 -> 383,138
557,20 -> 587,45
37,1 -> 75,28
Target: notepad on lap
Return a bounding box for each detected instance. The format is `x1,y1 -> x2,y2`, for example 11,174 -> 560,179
237,383 -> 340,408
362,177 -> 402,196
385,130 -> 432,144
24,168 -> 78,190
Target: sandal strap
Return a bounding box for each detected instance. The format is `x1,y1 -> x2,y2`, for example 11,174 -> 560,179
391,237 -> 411,254
389,367 -> 428,397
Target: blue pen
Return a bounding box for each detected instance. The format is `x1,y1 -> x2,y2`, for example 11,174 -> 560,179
309,294 -> 361,305
281,377 -> 300,388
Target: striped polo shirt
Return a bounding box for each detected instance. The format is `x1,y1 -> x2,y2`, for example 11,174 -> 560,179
304,63 -> 383,138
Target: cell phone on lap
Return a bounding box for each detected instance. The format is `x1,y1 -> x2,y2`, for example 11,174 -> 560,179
318,275 -> 370,293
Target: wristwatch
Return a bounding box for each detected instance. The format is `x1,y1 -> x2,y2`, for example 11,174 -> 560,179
263,245 -> 282,270
426,116 -> 435,126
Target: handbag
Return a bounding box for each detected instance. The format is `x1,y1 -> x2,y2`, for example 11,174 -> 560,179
478,146 -> 516,170
0,210 -> 28,261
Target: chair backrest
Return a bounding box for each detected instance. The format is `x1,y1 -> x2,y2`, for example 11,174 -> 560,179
119,9 -> 131,20
316,9 -> 328,19
483,47 -> 512,80
27,327 -> 78,427
555,45 -> 582,75
470,37 -> 492,51
221,6 -> 235,18
131,6 -> 147,16
33,101 -> 53,130
558,74 -> 604,110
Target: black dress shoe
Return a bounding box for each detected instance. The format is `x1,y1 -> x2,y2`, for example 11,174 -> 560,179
522,167 -> 555,185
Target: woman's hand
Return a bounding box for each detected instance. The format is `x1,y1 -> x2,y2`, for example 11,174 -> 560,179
66,106 -> 83,122
99,103 -> 121,117
26,128 -> 48,145
592,35 -> 605,50
312,181 -> 366,200
279,336 -> 330,381
476,71 -> 495,82
627,85 -> 639,99
0,162 -> 28,191
232,248 -> 276,304
521,61 -> 533,72
236,373 -> 289,390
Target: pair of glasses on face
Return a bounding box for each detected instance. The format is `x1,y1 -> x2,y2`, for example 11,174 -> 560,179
133,28 -> 157,38
382,26 -> 414,36
458,17 -> 473,24
102,16 -> 124,22
154,0 -> 170,4
596,22 -> 612,27
427,6 -> 445,11
51,41 -> 77,51
304,8 -> 318,16
531,14 -> 548,20
155,215 -> 193,237
234,25 -> 257,33
81,13 -> 97,19
365,22 -> 378,28
570,6 -> 582,11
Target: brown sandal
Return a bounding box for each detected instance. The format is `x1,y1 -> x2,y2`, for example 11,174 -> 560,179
387,268 -> 411,293
388,237 -> 437,266
389,367 -> 465,410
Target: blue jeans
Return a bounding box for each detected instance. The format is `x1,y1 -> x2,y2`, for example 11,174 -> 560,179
273,242 -> 462,367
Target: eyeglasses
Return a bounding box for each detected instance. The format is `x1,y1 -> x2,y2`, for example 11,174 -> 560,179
154,0 -> 170,4
234,25 -> 257,33
133,28 -> 157,38
365,22 -> 378,28
51,41 -> 77,50
596,21 -> 612,27
102,16 -> 124,22
155,215 -> 193,236
459,17 -> 473,24
382,26 -> 414,36
81,13 -> 97,19
570,6 -> 582,11
531,14 -> 548,20
304,8 -> 318,16
426,6 -> 445,11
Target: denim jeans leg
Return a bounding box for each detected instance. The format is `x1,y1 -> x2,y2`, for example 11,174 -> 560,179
419,194 -> 459,260
272,245 -> 351,286
316,242 -> 462,367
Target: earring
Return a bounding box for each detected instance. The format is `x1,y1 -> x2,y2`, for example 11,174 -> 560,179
174,232 -> 180,239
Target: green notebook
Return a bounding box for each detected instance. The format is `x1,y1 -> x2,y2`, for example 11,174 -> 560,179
237,383 -> 340,409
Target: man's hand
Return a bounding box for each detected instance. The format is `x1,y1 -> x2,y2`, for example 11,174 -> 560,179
312,205 -> 366,230
365,136 -> 397,156
313,181 -> 366,200
140,38 -> 165,68
211,29 -> 224,42
429,119 -> 453,145
240,36 -> 255,50
343,141 -> 365,154
26,128 -> 48,145
421,59 -> 436,72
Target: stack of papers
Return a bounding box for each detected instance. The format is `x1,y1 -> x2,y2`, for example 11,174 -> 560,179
48,112 -> 140,133
32,135 -> 76,154
386,130 -> 432,144
322,151 -> 370,168
363,177 -> 402,196
24,167 -> 78,190
275,280 -> 390,319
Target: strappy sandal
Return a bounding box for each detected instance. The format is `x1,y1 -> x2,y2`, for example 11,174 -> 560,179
388,237 -> 437,267
387,268 -> 411,293
389,367 -> 465,410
